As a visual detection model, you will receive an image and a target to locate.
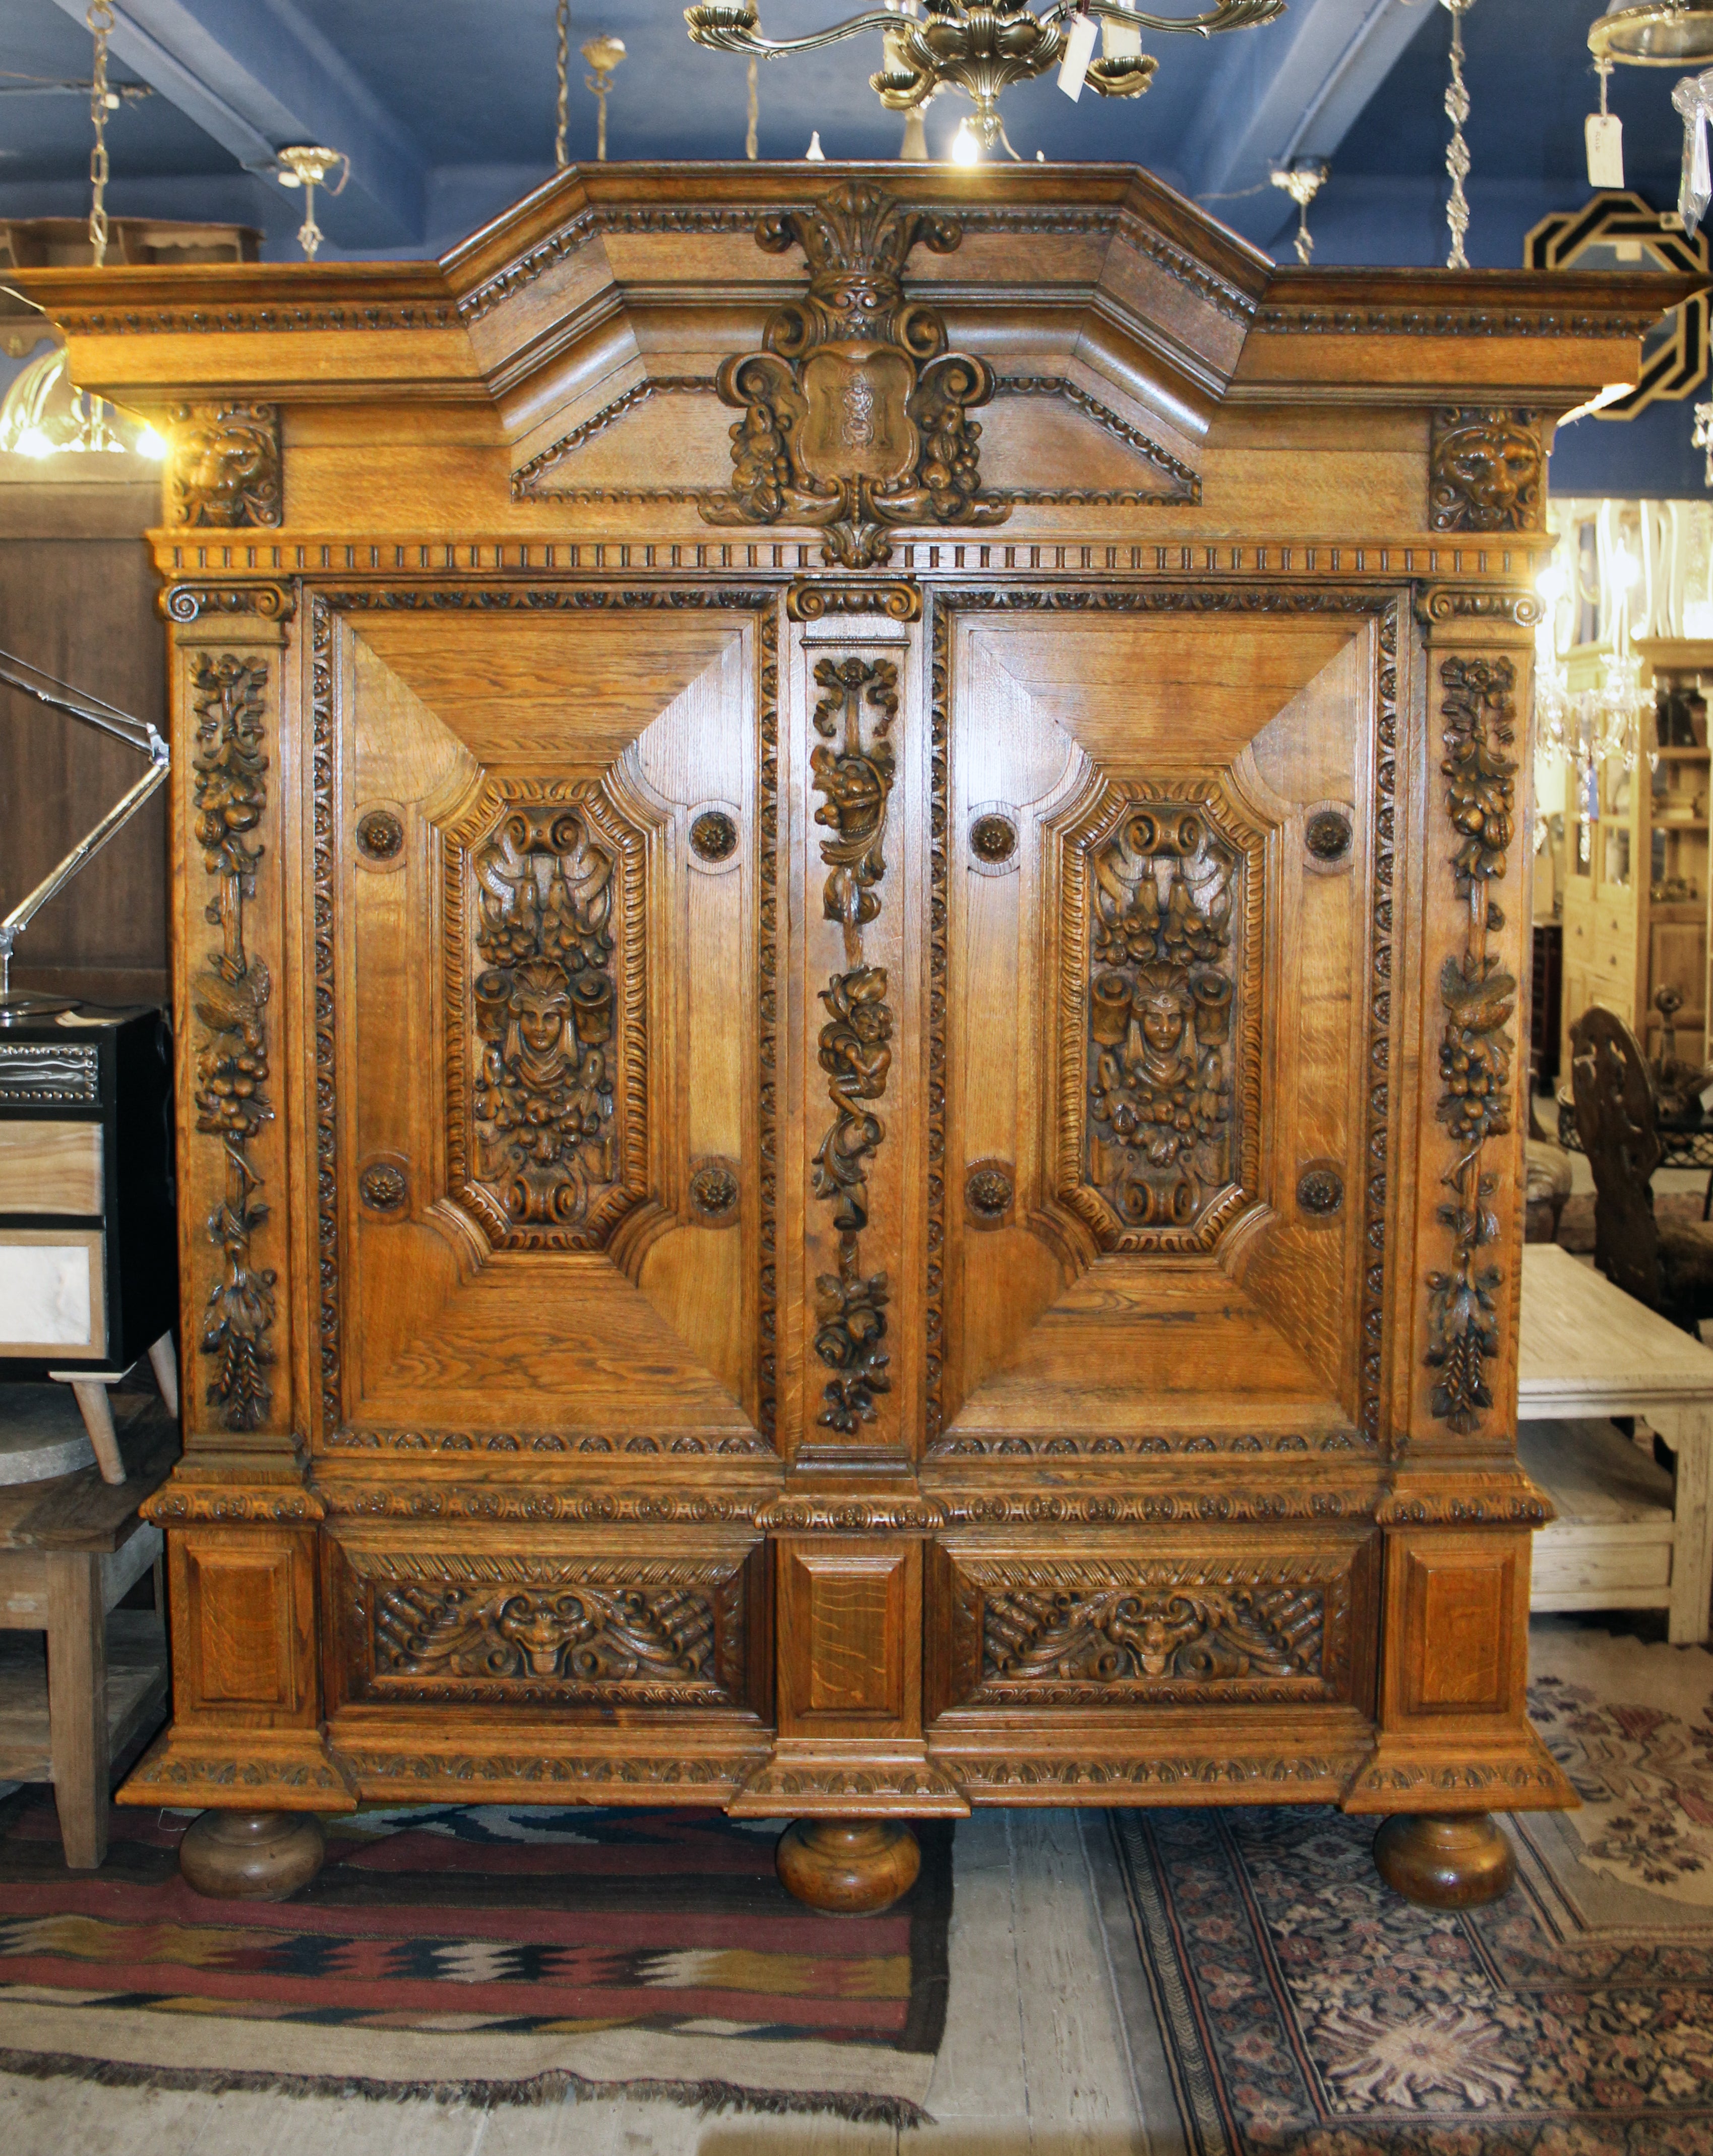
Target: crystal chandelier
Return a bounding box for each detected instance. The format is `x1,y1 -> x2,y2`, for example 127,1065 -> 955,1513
1589,0 -> 1713,65
685,0 -> 1284,150
1586,0 -> 1713,230
0,345 -> 164,460
1534,554 -> 1654,863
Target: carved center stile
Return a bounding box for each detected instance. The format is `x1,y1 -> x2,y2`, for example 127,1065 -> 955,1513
810,654 -> 899,1433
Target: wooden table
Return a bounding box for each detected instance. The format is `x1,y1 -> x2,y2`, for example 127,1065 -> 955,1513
1519,1242 -> 1713,1645
0,1390 -> 175,1866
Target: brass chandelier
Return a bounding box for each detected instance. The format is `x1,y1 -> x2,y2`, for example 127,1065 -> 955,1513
685,0 -> 1284,149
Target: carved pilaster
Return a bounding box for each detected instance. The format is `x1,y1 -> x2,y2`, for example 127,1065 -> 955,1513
143,602 -> 324,1815
187,650 -> 280,1435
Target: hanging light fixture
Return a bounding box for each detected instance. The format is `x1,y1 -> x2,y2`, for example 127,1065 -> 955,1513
1534,547 -> 1654,866
0,1 -> 168,463
1586,0 -> 1713,229
1590,0 -> 1713,65
583,36 -> 627,162
685,0 -> 1283,152
86,0 -> 115,267
556,0 -> 572,165
1269,159 -> 1327,265
0,345 -> 166,460
276,145 -> 348,259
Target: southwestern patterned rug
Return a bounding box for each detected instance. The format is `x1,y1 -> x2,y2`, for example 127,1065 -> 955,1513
1096,1617 -> 1713,2155
0,1795 -> 951,2123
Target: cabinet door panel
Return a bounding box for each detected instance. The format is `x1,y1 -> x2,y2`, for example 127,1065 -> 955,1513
934,609 -> 1383,1459
331,604 -> 768,1452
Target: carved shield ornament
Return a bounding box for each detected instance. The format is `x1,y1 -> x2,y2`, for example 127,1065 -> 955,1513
702,181 -> 1009,568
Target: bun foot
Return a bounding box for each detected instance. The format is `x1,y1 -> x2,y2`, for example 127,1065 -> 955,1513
1373,1811 -> 1516,1907
179,1810 -> 326,1901
776,1818 -> 921,1914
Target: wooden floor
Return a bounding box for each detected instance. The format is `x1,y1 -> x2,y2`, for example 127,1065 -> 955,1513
0,1809 -> 1165,2155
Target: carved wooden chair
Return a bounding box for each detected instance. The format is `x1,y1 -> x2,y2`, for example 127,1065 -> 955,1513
1569,1005 -> 1713,1335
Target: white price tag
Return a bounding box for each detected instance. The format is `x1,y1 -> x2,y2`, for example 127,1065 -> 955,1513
1058,12 -> 1097,100
1586,112 -> 1625,190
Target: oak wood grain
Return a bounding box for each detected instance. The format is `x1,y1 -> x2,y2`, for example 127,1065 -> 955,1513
12,168 -> 1627,1851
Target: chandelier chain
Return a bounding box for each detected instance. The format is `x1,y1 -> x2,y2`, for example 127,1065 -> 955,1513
86,0 -> 113,268
555,0 -> 570,167
1442,0 -> 1473,270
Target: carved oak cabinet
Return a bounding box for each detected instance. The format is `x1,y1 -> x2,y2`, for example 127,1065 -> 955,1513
16,165 -> 1690,1907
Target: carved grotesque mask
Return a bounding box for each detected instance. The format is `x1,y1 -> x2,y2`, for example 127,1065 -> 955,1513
171,406 -> 282,528
1429,409 -> 1542,533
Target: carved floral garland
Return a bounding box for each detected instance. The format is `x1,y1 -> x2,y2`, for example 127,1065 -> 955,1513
1424,655 -> 1518,1434
190,654 -> 276,1429
809,654 -> 898,1432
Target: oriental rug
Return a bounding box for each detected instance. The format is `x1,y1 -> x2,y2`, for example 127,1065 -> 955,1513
1095,1618 -> 1713,2155
0,1795 -> 950,2124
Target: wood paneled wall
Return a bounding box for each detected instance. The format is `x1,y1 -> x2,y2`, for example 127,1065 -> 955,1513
0,456 -> 166,1005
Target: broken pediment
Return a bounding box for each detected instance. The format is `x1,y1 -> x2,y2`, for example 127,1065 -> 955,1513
504,180 -> 1206,560
445,164 -> 1247,546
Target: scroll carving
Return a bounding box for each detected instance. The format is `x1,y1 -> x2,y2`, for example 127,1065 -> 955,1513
955,1557 -> 1350,1707
448,785 -> 646,1250
987,1585 -> 1323,1689
810,655 -> 897,1432
1065,784 -> 1259,1250
169,402 -> 282,528
1087,803 -> 1236,1231
348,1555 -> 743,1706
1427,408 -> 1543,533
473,805 -> 616,1223
190,654 -> 276,1430
1425,656 -> 1518,1435
702,182 -> 1007,569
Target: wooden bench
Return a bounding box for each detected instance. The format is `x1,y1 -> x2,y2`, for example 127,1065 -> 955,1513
1519,1242 -> 1713,1645
0,1390 -> 176,1865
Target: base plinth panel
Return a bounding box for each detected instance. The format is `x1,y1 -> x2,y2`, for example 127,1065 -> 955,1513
775,1817 -> 921,1914
179,1809 -> 327,1900
1372,1810 -> 1516,1907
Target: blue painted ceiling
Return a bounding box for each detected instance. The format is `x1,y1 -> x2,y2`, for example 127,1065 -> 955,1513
0,0 -> 1690,250
0,0 -> 1705,486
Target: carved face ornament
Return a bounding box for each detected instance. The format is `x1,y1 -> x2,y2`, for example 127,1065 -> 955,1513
496,1591 -> 596,1675
176,415 -> 279,528
1136,981 -> 1191,1064
1429,410 -> 1542,533
509,955 -> 573,1084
